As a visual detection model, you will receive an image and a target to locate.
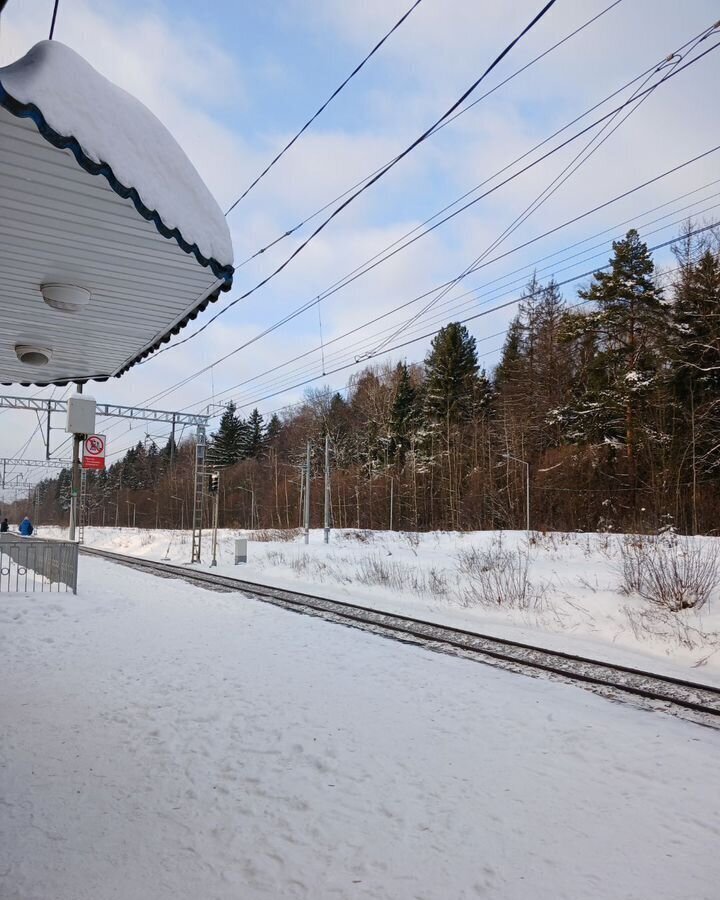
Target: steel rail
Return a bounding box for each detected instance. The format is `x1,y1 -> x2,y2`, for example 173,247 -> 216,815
81,546 -> 720,723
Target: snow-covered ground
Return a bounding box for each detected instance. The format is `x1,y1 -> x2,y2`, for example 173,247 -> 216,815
43,525 -> 720,684
2,555 -> 719,900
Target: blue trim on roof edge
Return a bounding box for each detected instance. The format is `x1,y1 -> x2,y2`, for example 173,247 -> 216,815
0,82 -> 234,287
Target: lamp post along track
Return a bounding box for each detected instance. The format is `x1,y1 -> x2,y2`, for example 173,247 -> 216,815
80,547 -> 720,725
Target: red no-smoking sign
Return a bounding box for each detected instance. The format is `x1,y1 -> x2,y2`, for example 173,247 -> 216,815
82,434 -> 106,470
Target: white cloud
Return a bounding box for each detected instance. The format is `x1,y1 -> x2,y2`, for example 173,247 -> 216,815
0,0 -> 719,471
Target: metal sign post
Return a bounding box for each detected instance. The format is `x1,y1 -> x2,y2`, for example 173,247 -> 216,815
209,471 -> 220,568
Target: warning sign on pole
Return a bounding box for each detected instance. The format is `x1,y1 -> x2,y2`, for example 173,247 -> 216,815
82,434 -> 106,470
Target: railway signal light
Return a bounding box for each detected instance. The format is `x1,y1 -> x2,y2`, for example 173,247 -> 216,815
208,471 -> 219,493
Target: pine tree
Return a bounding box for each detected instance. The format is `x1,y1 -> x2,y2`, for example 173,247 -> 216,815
146,441 -> 160,485
571,231 -> 663,438
573,229 -> 666,506
245,408 -> 265,459
389,362 -> 420,464
266,413 -> 282,445
669,248 -> 720,495
671,249 -> 720,400
55,467 -> 72,511
210,402 -> 247,466
493,315 -> 525,394
423,323 -> 479,425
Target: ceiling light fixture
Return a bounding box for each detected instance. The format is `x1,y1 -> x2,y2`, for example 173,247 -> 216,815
15,344 -> 52,366
41,283 -> 92,312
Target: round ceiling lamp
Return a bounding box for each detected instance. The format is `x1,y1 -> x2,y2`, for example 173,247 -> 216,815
15,344 -> 52,366
41,283 -> 92,312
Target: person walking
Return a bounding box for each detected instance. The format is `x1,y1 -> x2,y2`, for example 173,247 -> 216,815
0,518 -> 8,533
18,516 -> 33,537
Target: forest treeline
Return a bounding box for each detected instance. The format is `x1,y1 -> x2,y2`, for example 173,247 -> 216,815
10,224 -> 720,535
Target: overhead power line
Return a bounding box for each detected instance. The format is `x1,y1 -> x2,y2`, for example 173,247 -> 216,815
367,26 -> 712,356
223,214 -> 720,409
231,0 -> 625,269
140,0 -> 560,362
137,141 -> 720,411
140,35 -> 720,370
88,178 -> 718,455
49,0 -> 60,39
224,0 -> 425,215
188,184 -> 720,411
225,223 -> 719,412
269,25 -> 720,324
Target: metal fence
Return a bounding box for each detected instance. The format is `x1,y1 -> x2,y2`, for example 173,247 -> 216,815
0,535 -> 79,594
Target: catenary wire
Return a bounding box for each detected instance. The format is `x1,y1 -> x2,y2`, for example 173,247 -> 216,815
48,0 -> 60,39
367,27 -> 709,355
222,223 -> 719,411
135,141 -> 720,411
141,39 -> 720,368
224,0 -> 425,214
263,29 -> 720,324
141,0 -> 561,361
190,190 -> 720,410
223,206 -> 720,406
231,0 -> 625,269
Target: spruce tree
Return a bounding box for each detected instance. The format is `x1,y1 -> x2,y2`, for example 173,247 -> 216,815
494,315 -> 524,393
575,229 -> 665,504
389,362 -> 420,464
266,413 -> 282,445
423,323 -> 479,424
210,402 -> 246,466
245,408 -> 266,459
671,249 -> 720,400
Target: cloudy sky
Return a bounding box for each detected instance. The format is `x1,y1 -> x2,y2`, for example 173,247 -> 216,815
0,0 -> 719,498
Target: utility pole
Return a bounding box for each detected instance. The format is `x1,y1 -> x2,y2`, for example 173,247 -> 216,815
298,468 -> 304,528
323,434 -> 330,544
304,441 -> 311,545
69,383 -> 82,541
170,413 -> 176,468
389,476 -> 394,531
45,400 -> 51,460
504,452 -> 530,535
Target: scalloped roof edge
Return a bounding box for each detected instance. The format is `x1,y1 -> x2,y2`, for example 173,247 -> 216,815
0,85 -> 235,384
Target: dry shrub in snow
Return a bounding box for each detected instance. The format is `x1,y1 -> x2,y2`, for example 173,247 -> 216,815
400,531 -> 421,556
623,605 -> 720,652
456,541 -> 546,610
338,529 -> 375,544
356,554 -> 447,598
619,535 -> 720,612
252,528 -> 302,543
264,550 -> 288,566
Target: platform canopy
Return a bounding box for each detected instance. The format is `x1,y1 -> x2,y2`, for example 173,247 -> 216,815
0,40 -> 235,386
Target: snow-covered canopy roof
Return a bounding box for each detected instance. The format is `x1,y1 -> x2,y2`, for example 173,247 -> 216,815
0,41 -> 236,386
0,40 -> 233,272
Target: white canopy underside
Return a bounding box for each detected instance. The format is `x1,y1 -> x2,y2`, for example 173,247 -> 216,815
0,106 -> 224,384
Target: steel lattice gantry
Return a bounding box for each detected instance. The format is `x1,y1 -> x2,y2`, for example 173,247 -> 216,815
0,395 -> 207,427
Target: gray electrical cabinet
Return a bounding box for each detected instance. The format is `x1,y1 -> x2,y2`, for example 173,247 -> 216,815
234,538 -> 247,565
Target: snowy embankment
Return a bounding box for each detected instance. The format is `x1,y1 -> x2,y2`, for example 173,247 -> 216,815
2,556 -> 719,899
43,525 -> 720,683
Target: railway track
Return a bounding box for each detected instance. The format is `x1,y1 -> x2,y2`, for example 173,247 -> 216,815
81,546 -> 720,727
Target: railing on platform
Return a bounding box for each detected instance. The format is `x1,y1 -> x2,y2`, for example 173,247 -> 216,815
0,535 -> 79,594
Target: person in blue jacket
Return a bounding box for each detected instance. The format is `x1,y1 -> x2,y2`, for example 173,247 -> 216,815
18,516 -> 33,537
